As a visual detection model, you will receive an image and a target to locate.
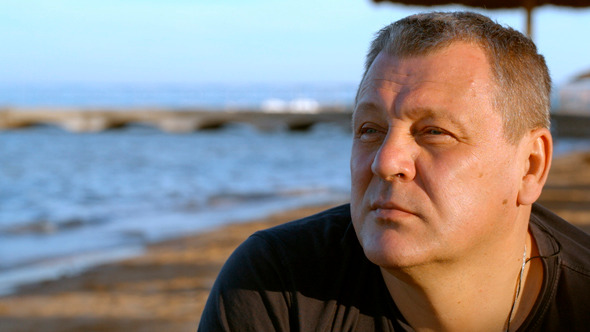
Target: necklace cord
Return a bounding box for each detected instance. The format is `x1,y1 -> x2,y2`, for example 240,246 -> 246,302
506,244 -> 527,332
504,235 -> 561,332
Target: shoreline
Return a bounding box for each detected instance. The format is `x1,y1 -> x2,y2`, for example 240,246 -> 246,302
0,191 -> 350,296
0,151 -> 588,331
0,203 -> 343,332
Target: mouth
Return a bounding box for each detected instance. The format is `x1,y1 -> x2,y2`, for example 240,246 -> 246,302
370,201 -> 418,220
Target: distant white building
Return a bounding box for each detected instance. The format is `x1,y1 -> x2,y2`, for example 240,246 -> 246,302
261,98 -> 288,112
261,98 -> 320,113
288,98 -> 320,113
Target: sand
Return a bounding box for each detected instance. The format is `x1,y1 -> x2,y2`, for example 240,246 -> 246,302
0,151 -> 588,332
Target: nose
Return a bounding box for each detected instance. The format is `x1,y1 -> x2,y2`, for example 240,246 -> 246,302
371,131 -> 417,182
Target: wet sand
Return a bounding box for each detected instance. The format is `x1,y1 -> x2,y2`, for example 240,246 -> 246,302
0,151 -> 588,332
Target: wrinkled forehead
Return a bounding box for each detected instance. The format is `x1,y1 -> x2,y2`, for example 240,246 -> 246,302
354,44 -> 496,113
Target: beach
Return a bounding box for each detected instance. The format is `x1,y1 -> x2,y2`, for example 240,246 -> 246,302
0,203 -> 341,332
0,150 -> 588,332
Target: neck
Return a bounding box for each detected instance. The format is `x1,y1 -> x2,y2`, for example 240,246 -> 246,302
381,228 -> 543,332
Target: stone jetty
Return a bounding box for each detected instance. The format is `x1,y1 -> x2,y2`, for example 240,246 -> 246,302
0,107 -> 353,133
0,107 -> 588,136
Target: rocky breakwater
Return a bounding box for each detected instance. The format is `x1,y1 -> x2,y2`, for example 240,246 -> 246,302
0,107 -> 353,133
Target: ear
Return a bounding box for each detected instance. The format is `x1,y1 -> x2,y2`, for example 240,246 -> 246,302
517,128 -> 553,205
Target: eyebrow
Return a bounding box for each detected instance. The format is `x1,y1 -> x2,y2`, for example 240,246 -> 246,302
354,101 -> 380,114
352,101 -> 381,126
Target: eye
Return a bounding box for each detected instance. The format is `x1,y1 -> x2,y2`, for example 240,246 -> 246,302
420,126 -> 449,136
355,124 -> 385,142
362,127 -> 379,134
426,128 -> 445,135
416,126 -> 457,146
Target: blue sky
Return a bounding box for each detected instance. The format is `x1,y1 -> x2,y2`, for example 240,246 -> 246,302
2,0 -> 589,87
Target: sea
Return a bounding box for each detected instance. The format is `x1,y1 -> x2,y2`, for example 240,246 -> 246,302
0,83 -> 589,295
0,83 -> 357,295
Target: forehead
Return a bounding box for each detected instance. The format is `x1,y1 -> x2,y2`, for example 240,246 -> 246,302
355,42 -> 496,121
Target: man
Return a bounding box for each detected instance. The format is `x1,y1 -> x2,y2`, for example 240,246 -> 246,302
199,12 -> 589,331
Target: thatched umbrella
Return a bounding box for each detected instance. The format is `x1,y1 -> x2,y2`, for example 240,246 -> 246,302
371,0 -> 590,38
572,70 -> 590,82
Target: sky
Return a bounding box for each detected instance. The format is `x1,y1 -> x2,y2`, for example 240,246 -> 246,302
1,0 -> 589,88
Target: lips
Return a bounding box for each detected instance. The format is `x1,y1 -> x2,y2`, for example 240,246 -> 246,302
370,201 -> 418,220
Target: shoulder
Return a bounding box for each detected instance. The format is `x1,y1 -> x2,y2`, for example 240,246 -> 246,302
217,203 -> 354,280
246,204 -> 357,278
201,205 -> 376,331
253,204 -> 353,252
198,204 -> 360,331
217,203 -> 354,277
526,203 -> 590,330
530,203 -> 590,274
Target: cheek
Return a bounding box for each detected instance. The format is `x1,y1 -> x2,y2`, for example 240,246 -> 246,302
424,150 -> 517,222
420,153 -> 488,213
350,146 -> 376,227
350,146 -> 374,192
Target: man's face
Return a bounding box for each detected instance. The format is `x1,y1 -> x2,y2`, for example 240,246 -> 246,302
350,42 -> 527,269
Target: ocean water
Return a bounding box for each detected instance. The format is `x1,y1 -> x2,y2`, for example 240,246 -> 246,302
0,83 -> 359,294
0,122 -> 353,294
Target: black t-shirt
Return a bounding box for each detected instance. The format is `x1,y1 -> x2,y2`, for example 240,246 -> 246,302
198,203 -> 590,331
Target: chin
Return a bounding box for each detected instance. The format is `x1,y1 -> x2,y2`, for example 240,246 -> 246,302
359,231 -> 431,270
364,248 -> 428,270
